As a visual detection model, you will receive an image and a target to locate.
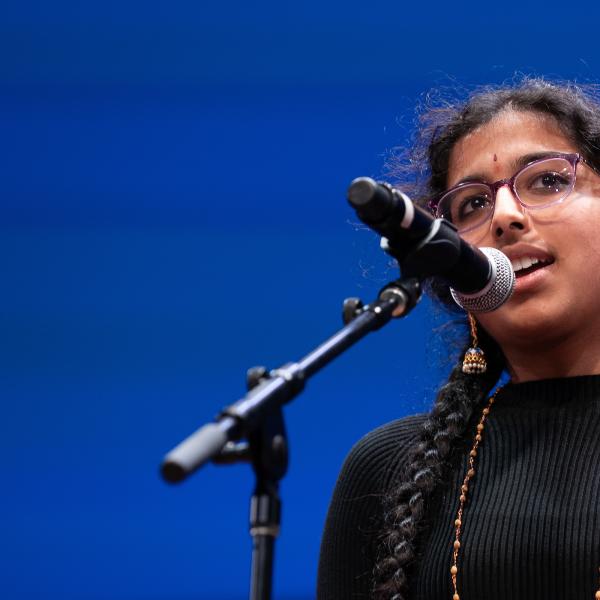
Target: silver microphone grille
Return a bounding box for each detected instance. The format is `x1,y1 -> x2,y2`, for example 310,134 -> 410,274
450,247 -> 515,313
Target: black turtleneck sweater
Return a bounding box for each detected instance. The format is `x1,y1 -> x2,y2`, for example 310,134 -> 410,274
317,376 -> 600,599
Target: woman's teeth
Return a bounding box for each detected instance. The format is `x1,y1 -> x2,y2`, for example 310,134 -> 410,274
511,256 -> 547,274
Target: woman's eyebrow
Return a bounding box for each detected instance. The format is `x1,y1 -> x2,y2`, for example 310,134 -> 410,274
513,151 -> 561,169
452,173 -> 488,187
452,151 -> 565,187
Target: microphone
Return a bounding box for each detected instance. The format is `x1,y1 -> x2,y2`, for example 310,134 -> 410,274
347,177 -> 515,312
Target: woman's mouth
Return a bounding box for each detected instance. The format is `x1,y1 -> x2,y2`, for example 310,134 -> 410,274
509,255 -> 556,294
511,256 -> 555,279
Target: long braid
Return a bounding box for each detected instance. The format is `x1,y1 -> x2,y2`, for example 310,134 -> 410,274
373,328 -> 504,599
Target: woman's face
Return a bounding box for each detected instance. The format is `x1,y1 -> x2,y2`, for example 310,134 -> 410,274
447,110 -> 600,350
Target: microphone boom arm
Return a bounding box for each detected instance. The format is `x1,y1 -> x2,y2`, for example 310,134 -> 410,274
161,276 -> 422,484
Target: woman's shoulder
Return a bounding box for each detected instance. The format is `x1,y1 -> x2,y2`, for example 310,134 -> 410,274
333,413 -> 428,496
317,413 -> 429,598
351,412 -> 428,452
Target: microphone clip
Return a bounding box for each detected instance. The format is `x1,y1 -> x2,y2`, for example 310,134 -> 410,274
381,218 -> 463,282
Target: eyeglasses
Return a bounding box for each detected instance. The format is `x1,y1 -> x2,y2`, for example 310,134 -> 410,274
428,152 -> 583,235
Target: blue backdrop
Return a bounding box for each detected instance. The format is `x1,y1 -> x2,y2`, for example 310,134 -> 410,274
4,2 -> 600,599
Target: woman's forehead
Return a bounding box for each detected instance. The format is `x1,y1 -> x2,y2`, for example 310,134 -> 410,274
446,110 -> 577,187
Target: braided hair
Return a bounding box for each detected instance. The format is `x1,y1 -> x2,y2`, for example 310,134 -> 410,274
372,78 -> 600,599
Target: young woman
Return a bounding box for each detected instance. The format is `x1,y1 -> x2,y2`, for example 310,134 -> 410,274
317,79 -> 600,600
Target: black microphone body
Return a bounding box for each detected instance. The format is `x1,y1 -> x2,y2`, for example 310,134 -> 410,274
348,177 -> 514,311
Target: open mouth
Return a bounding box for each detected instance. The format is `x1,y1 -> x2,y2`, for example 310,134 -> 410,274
512,256 -> 555,278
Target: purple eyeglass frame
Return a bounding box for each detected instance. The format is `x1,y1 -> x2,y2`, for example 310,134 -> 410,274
427,152 -> 584,233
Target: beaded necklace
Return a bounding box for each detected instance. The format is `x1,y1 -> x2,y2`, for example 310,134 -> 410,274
450,386 -> 600,600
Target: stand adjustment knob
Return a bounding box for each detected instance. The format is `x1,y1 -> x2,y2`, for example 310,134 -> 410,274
247,366 -> 268,390
342,297 -> 364,324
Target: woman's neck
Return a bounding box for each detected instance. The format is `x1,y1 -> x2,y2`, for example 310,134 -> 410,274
503,327 -> 600,383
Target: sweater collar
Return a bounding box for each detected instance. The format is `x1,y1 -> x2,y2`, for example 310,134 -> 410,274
496,374 -> 600,409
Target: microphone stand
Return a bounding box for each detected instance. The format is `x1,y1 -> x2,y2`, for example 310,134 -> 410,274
160,275 -> 422,600
160,175 -> 512,599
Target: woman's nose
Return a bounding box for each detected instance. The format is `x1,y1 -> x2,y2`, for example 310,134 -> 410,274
490,184 -> 530,239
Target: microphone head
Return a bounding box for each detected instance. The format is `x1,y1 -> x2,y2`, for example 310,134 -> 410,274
450,247 -> 515,312
347,177 -> 378,208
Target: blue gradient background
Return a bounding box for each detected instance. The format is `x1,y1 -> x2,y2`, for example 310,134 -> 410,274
4,2 -> 600,599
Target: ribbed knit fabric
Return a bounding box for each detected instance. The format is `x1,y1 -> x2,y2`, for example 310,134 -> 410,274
317,375 -> 600,600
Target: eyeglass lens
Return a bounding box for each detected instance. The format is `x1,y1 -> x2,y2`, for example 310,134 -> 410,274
437,157 -> 576,232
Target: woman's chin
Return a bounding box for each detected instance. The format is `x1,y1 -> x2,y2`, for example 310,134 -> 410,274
479,303 -> 570,348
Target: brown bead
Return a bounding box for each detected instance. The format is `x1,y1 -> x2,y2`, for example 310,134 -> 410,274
450,565 -> 458,575
595,591 -> 600,600
467,468 -> 475,477
455,518 -> 461,527
475,434 -> 482,442
453,540 -> 460,549
460,494 -> 466,502
453,595 -> 460,600
476,423 -> 484,431
483,407 -> 490,415
469,449 -> 477,457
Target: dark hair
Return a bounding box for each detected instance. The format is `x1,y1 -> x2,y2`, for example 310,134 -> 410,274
372,78 -> 600,599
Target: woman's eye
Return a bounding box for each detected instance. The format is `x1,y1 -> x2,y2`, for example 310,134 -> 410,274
529,171 -> 571,193
458,195 -> 490,218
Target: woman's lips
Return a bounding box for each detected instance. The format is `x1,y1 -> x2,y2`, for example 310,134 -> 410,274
513,260 -> 555,294
514,261 -> 550,278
